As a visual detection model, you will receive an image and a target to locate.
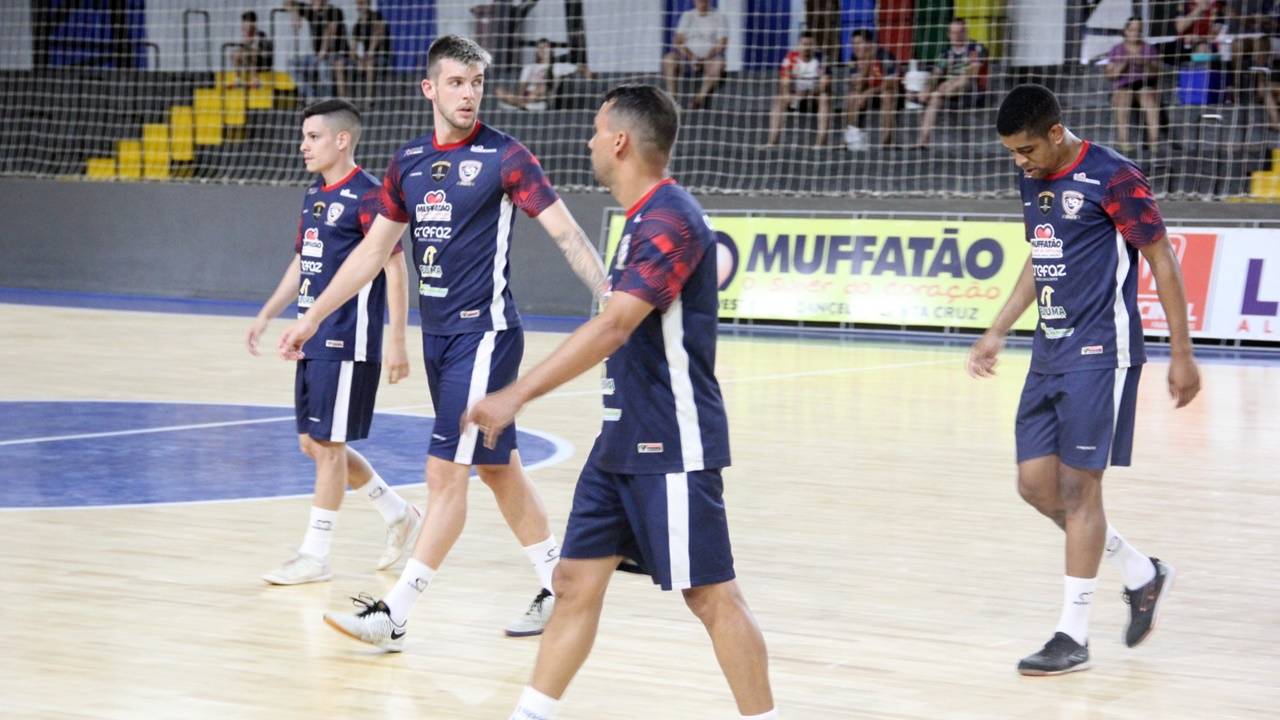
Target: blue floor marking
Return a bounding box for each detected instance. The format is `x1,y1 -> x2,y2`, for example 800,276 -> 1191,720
0,401 -> 566,509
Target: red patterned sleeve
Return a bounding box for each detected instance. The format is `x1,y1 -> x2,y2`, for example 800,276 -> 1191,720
500,141 -> 558,218
1102,164 -> 1164,248
293,214 -> 303,254
359,185 -> 402,255
612,210 -> 706,312
377,153 -> 410,223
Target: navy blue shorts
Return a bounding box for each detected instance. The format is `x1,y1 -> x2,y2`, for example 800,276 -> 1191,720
1015,365 -> 1143,470
561,463 -> 736,591
295,359 -> 381,443
422,329 -> 523,465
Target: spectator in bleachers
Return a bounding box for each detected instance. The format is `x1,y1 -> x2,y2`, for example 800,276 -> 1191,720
1228,0 -> 1279,130
662,0 -> 729,109
495,38 -> 555,111
843,30 -> 901,150
1106,17 -> 1164,153
232,11 -> 273,84
352,0 -> 390,105
914,18 -> 989,149
287,0 -> 351,100
766,31 -> 833,148
1175,0 -> 1226,60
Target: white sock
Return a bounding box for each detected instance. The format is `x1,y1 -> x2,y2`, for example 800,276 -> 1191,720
1105,524 -> 1156,590
361,473 -> 409,524
510,686 -> 558,720
1055,575 -> 1097,645
298,506 -> 338,558
383,558 -> 434,625
742,711 -> 779,720
523,535 -> 560,593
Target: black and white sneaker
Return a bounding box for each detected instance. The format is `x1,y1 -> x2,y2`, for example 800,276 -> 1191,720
323,593 -> 406,652
1123,557 -> 1175,648
504,588 -> 554,637
1017,632 -> 1090,676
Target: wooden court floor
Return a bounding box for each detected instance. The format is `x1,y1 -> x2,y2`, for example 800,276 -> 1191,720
1,302 -> 1277,719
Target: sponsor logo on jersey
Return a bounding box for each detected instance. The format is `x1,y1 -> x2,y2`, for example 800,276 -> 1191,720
298,278 -> 315,308
636,442 -> 664,454
418,282 -> 449,298
459,309 -> 481,319
340,188 -> 359,199
300,259 -> 323,274
1037,191 -> 1054,215
301,228 -> 323,257
1033,263 -> 1067,281
418,246 -> 443,279
614,234 -> 631,269
1081,345 -> 1104,355
470,145 -> 497,153
307,187 -> 318,195
1040,322 -> 1075,340
1061,190 -> 1084,219
431,160 -> 451,182
312,201 -> 325,219
325,339 -> 344,349
601,377 -> 615,395
1038,286 -> 1067,320
602,408 -> 622,422
1030,224 -> 1063,259
404,146 -> 425,156
325,202 -> 345,226
413,225 -> 452,242
1073,171 -> 1100,185
458,160 -> 482,186
416,190 -> 452,223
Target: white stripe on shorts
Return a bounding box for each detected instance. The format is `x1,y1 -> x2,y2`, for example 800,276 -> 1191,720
329,361 -> 354,442
665,472 -> 692,590
454,331 -> 498,465
1110,366 -> 1128,463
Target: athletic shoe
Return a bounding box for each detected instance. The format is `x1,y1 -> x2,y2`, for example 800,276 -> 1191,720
377,504 -> 423,570
1017,632 -> 1090,676
1122,557 -> 1175,648
261,553 -> 331,586
324,593 -> 406,652
504,588 -> 554,637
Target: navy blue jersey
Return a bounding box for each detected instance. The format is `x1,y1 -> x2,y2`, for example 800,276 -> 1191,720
593,179 -> 731,474
295,167 -> 402,361
1018,141 -> 1165,373
376,123 -> 558,335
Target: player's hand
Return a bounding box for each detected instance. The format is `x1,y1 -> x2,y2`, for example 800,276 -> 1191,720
967,331 -> 1005,378
385,341 -> 410,384
277,316 -> 318,361
1167,353 -> 1201,408
463,387 -> 523,451
245,318 -> 269,356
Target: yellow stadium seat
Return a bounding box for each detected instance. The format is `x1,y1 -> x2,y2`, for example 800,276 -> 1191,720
117,139 -> 142,180
193,88 -> 223,146
248,77 -> 273,110
218,70 -> 239,89
142,123 -> 170,180
224,86 -> 247,127
1251,171 -> 1280,198
170,105 -> 194,162
954,0 -> 1001,54
85,157 -> 116,179
273,71 -> 297,92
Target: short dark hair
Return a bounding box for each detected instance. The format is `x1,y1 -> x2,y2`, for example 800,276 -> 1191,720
427,34 -> 491,78
303,98 -> 363,143
996,83 -> 1062,138
851,29 -> 874,43
951,17 -> 967,26
798,30 -> 815,41
242,10 -> 257,23
602,84 -> 679,160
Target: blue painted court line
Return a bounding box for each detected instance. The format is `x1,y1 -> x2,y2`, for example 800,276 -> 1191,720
0,401 -> 570,509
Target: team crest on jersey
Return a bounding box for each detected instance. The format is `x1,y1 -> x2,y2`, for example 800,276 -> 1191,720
312,201 -> 325,219
416,190 -> 452,223
1037,191 -> 1054,215
301,227 -> 323,257
325,202 -> 345,226
458,160 -> 482,186
419,246 -> 443,279
614,234 -> 631,269
1061,190 -> 1084,219
1030,224 -> 1063,259
431,160 -> 451,182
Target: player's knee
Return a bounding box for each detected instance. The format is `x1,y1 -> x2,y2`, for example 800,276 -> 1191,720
682,583 -> 737,624
1057,472 -> 1100,512
1016,474 -> 1056,512
550,564 -> 601,609
298,435 -> 318,459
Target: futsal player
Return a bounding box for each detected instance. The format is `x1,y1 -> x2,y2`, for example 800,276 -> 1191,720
465,84 -> 778,720
277,35 -> 607,643
247,99 -> 422,585
968,84 -> 1201,675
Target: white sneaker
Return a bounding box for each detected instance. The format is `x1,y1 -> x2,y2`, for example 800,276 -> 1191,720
261,553 -> 332,585
843,125 -> 867,152
324,594 -> 406,652
377,504 -> 423,570
504,588 -> 555,637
